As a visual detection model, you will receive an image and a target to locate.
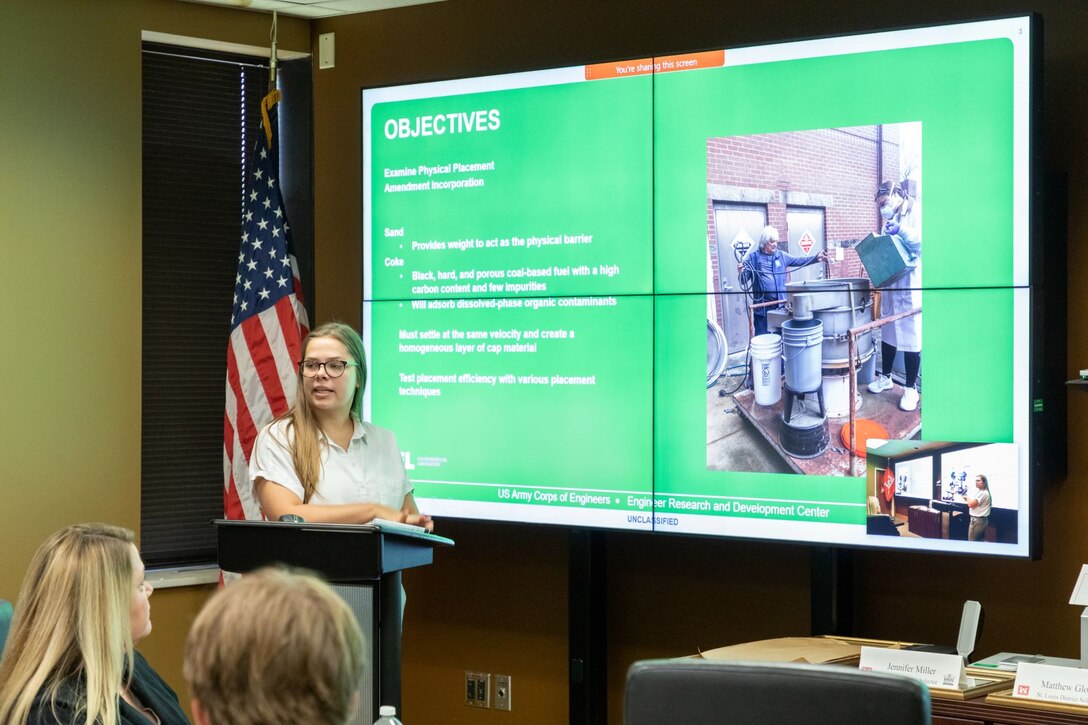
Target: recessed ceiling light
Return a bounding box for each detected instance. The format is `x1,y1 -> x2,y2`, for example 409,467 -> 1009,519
172,0 -> 445,19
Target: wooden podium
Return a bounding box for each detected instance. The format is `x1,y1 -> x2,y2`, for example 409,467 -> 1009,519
213,519 -> 453,724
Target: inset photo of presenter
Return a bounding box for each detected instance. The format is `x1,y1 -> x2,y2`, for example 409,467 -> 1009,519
864,440 -> 1017,545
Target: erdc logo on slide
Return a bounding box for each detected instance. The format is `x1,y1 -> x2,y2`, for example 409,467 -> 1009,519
400,451 -> 416,471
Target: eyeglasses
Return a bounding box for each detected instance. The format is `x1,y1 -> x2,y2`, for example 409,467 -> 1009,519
299,359 -> 358,378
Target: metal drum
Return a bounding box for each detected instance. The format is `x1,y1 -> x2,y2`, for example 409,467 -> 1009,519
786,277 -> 871,310
786,278 -> 874,366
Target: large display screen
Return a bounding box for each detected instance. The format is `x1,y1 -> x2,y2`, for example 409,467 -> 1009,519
362,16 -> 1038,555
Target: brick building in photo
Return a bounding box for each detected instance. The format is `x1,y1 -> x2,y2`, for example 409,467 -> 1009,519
706,123 -> 915,351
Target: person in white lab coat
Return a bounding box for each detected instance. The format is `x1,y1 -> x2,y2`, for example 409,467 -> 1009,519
867,180 -> 922,411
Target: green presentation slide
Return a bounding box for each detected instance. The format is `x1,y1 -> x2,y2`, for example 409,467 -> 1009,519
366,296 -> 654,526
361,17 -> 1033,553
368,75 -> 653,301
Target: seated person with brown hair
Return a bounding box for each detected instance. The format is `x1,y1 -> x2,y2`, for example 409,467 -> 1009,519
183,567 -> 364,725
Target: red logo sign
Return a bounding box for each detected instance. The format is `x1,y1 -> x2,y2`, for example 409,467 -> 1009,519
1017,684 -> 1031,696
882,468 -> 895,502
797,230 -> 816,254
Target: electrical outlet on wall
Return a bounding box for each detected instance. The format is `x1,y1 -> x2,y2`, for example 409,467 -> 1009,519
464,671 -> 476,706
465,671 -> 490,708
477,672 -> 491,708
494,674 -> 512,711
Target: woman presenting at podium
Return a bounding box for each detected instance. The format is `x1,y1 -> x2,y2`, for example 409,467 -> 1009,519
251,321 -> 433,530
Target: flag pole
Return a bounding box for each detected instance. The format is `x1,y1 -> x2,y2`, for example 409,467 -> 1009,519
224,18 -> 310,527
268,10 -> 278,92
261,10 -> 281,150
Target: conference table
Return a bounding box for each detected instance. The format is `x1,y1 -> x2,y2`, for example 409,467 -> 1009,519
933,694 -> 1088,724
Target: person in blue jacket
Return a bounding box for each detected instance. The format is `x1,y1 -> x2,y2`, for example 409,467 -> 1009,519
738,225 -> 825,337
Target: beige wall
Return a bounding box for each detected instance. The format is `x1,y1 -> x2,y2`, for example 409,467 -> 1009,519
311,2 -> 1088,723
2,0 -> 141,598
0,0 -> 307,714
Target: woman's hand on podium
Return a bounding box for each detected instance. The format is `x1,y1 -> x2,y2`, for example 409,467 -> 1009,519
404,509 -> 434,532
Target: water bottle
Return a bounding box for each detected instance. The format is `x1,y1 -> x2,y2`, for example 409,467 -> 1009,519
374,705 -> 403,725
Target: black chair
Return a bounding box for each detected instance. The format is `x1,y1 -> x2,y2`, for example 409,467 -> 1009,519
867,514 -> 902,536
624,659 -> 931,725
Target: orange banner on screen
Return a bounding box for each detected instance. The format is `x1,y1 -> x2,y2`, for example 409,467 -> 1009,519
584,57 -> 655,80
584,51 -> 725,80
654,50 -> 725,73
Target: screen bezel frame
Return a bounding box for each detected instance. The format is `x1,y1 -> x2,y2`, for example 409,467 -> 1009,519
357,13 -> 1044,560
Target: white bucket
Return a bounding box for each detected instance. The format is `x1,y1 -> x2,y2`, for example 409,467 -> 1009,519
822,370 -> 862,418
750,334 -> 782,406
781,318 -> 824,392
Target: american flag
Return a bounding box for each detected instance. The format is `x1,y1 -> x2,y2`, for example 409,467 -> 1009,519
223,89 -> 309,522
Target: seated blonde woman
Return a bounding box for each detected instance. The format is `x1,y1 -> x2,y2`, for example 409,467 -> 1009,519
0,523 -> 188,725
183,567 -> 364,725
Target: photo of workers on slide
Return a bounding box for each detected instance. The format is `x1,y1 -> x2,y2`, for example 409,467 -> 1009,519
706,122 -> 923,477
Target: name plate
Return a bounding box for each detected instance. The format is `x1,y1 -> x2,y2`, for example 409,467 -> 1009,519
859,646 -> 965,689
1013,662 -> 1088,706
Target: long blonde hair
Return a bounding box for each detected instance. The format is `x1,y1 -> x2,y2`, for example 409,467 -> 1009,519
0,523 -> 136,725
273,321 -> 367,502
183,566 -> 365,725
